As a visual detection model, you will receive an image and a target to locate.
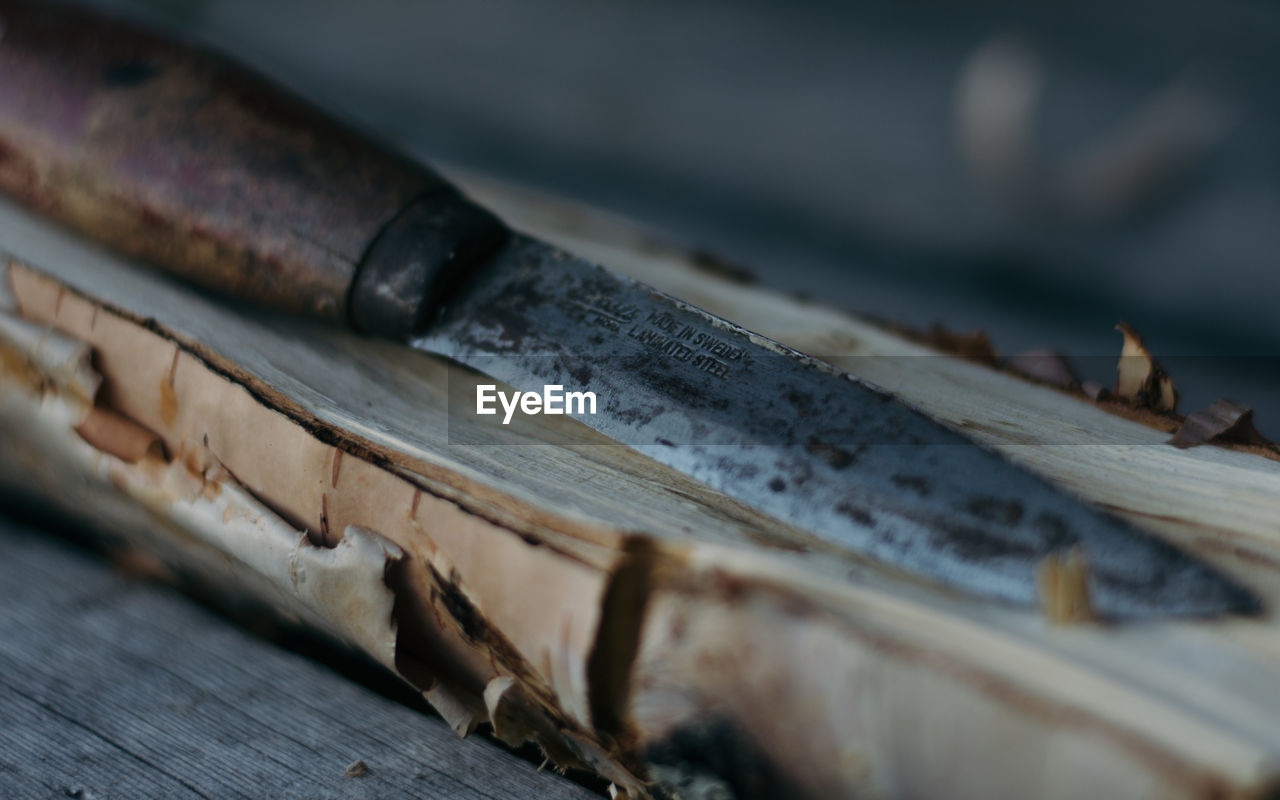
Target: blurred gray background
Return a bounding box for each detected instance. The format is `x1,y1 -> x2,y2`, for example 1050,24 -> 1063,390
94,0 -> 1280,432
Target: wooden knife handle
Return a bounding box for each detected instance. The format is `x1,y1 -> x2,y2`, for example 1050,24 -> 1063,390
0,0 -> 509,337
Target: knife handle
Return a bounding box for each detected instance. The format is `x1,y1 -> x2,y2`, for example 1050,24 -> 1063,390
0,0 -> 509,338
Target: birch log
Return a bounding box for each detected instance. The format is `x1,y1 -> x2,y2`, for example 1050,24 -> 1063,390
2,174 -> 1280,800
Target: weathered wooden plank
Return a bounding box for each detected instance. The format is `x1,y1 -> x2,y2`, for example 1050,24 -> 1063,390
0,686 -> 208,800
0,516 -> 599,800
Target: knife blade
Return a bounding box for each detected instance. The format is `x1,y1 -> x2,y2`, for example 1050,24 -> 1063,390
0,0 -> 1258,618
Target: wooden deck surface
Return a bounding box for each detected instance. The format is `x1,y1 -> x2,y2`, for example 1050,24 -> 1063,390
0,513 -> 599,800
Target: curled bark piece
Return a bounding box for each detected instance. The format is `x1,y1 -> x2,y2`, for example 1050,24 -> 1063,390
1036,547 -> 1097,625
344,760 -> 370,778
484,675 -> 528,747
1114,323 -> 1177,412
425,682 -> 481,738
1168,400 -> 1273,450
1082,381 -> 1111,402
1006,348 -> 1078,388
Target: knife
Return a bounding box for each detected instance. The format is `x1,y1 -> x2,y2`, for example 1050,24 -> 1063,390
0,0 -> 1257,618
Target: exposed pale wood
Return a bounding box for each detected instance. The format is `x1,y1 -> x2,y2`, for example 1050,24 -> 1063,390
2,176 -> 1280,800
0,516 -> 598,800
467,174 -> 1280,598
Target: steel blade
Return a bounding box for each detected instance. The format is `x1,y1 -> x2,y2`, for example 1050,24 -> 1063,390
414,234 -> 1258,618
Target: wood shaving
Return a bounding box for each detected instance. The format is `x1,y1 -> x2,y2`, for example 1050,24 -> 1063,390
1006,348 -> 1078,388
1114,323 -> 1177,412
344,760 -> 370,778
1169,399 -> 1275,451
1081,381 -> 1111,402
